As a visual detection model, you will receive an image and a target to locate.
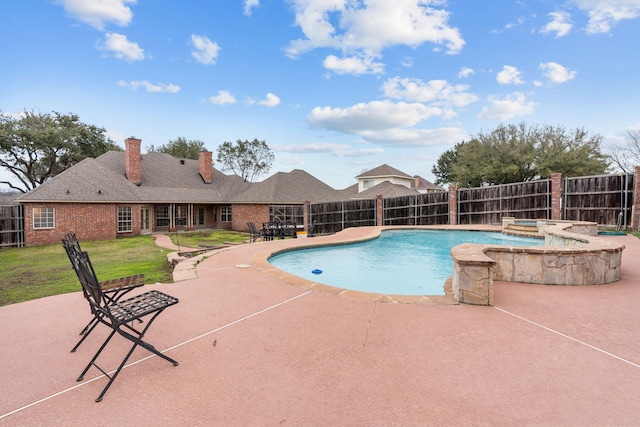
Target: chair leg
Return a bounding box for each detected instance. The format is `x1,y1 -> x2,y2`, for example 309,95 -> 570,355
78,309 -> 178,402
71,317 -> 100,352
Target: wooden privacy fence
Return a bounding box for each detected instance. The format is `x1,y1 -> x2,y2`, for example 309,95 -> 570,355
383,192 -> 449,226
308,172 -> 636,235
457,179 -> 552,225
0,205 -> 24,248
309,199 -> 376,235
563,173 -> 634,228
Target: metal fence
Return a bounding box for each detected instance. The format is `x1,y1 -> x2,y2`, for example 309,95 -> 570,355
0,205 -> 24,248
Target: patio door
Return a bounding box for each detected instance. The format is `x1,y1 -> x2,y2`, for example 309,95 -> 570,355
141,208 -> 151,234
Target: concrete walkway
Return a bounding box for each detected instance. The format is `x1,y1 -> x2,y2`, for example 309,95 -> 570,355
1,227 -> 639,426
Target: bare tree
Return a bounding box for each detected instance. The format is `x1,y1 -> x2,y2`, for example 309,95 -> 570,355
608,130 -> 640,173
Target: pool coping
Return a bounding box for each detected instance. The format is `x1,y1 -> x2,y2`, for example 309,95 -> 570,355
250,225 -> 507,305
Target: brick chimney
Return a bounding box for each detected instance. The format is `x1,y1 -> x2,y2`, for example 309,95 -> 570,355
199,150 -> 213,184
125,137 -> 142,185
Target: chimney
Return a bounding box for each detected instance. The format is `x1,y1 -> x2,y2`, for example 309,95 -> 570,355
199,150 -> 213,184
414,176 -> 420,189
125,137 -> 142,185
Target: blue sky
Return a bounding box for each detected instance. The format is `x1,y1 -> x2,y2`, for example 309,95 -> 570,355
2,0 -> 639,189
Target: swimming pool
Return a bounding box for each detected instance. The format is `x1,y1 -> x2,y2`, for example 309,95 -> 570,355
268,229 -> 544,296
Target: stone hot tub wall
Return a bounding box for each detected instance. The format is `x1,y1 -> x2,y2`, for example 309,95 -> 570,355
451,222 -> 625,306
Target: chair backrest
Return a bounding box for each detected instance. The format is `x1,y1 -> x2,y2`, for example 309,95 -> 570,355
247,222 -> 257,234
72,250 -> 105,310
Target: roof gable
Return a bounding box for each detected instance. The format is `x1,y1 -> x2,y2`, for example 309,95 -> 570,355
356,164 -> 412,179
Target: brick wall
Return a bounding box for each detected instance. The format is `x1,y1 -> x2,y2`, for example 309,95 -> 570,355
23,202 -> 142,246
231,204 -> 270,232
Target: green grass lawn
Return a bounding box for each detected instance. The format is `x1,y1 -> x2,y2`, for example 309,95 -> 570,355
0,235 -> 172,307
0,230 -> 251,307
168,229 -> 250,248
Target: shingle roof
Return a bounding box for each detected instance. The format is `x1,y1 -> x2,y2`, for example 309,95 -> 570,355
17,151 -> 437,205
356,164 -> 412,179
18,151 -> 338,204
351,181 -> 419,199
229,169 -> 338,203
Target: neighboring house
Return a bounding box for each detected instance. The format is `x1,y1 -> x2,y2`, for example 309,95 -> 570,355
339,164 -> 445,199
16,139 -> 442,246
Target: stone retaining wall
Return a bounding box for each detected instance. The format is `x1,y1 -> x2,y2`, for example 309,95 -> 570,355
451,221 -> 625,306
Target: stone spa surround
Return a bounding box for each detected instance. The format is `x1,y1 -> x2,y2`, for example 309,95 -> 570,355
451,221 -> 625,305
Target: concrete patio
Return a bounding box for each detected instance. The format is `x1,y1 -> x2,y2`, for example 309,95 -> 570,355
1,227 -> 639,426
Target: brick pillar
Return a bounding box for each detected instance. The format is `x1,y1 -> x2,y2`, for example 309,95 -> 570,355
199,151 -> 213,184
448,185 -> 457,225
125,137 -> 142,185
631,166 -> 640,231
376,194 -> 383,226
303,201 -> 310,231
550,172 -> 563,220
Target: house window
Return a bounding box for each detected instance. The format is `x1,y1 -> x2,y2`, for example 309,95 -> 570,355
220,205 -> 232,222
117,207 -> 132,232
33,207 -> 55,229
363,179 -> 374,189
197,207 -> 205,225
155,206 -> 170,227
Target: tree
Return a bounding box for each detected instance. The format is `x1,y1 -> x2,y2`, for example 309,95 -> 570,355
147,137 -> 206,160
608,129 -> 640,173
0,111 -> 121,193
216,139 -> 274,182
432,122 -> 610,187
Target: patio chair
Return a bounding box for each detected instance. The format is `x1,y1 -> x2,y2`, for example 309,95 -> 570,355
246,222 -> 262,242
70,248 -> 179,402
62,233 -> 144,352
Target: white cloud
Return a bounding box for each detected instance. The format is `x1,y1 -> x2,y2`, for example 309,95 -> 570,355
570,0 -> 640,34
58,0 -> 136,30
382,77 -> 478,108
191,35 -> 221,65
541,11 -> 573,37
539,62 -> 577,83
118,80 -> 180,93
286,0 -> 465,75
323,54 -> 385,75
244,0 -> 259,16
306,100 -> 466,146
477,92 -> 536,120
458,67 -> 474,78
259,93 -> 281,107
274,142 -> 384,157
496,65 -> 524,85
308,100 -> 443,134
360,127 -> 470,147
208,90 -> 236,105
253,93 -> 281,107
102,33 -> 144,61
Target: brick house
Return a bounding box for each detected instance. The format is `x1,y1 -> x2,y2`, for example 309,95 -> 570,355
17,138 -> 339,246
16,138 -> 442,246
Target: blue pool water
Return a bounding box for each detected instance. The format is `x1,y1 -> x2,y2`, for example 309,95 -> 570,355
268,229 -> 544,296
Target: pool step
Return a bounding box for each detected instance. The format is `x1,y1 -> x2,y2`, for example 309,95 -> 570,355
503,224 -> 540,238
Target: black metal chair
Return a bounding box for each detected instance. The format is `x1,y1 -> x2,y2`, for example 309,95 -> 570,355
246,222 -> 263,242
70,248 -> 179,402
62,233 -> 144,352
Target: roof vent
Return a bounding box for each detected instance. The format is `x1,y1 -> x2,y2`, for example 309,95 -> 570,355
180,159 -> 185,165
